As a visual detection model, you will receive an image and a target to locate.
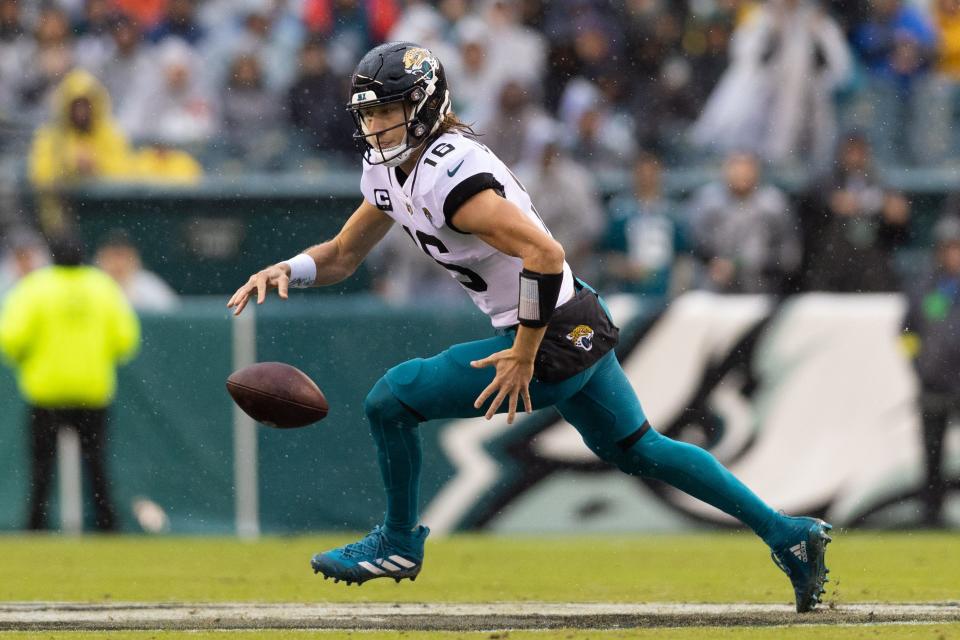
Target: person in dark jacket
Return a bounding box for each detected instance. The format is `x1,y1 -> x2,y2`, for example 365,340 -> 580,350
804,134 -> 910,292
287,36 -> 355,159
902,215 -> 960,526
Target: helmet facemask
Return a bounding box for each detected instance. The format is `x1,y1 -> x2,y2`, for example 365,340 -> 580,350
350,90 -> 420,167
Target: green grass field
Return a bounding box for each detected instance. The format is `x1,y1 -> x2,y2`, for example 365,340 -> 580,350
3,531 -> 959,639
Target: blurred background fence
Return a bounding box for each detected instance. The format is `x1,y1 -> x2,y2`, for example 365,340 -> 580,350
0,292 -> 945,535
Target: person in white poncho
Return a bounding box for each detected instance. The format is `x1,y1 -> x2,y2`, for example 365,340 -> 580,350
690,0 -> 852,170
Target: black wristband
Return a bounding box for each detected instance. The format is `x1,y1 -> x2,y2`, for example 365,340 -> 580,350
518,268 -> 564,328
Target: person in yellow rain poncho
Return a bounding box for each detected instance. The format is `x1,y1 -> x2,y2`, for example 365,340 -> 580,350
28,69 -> 134,233
29,68 -> 134,188
132,142 -> 203,185
0,234 -> 140,531
28,68 -> 205,229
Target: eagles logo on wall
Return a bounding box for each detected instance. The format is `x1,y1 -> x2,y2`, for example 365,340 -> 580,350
422,293 -> 950,535
402,47 -> 437,79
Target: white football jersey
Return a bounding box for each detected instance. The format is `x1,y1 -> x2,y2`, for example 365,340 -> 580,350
360,131 -> 575,328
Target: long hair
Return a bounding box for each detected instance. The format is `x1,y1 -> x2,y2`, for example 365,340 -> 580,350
437,112 -> 479,138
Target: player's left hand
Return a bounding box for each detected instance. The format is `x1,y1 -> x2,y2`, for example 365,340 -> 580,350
471,348 -> 534,424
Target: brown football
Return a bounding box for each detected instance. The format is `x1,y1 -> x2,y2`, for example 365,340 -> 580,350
226,362 -> 328,428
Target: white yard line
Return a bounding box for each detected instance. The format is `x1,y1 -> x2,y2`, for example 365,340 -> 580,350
0,602 -> 958,631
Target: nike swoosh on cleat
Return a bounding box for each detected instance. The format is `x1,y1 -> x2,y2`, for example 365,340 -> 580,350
447,160 -> 465,177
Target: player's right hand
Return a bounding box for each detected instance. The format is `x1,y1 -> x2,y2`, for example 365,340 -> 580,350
227,263 -> 291,316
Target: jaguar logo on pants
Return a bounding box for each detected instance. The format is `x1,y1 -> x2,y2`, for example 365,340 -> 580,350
566,325 -> 594,351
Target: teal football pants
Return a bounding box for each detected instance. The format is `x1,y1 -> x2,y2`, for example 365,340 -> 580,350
365,330 -> 790,548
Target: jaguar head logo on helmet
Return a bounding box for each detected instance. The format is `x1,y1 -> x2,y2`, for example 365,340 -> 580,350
402,47 -> 436,79
347,42 -> 452,168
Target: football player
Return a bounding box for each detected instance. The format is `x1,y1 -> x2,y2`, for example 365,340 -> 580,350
227,42 -> 832,612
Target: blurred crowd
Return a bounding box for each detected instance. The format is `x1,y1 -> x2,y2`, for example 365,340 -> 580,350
4,0 -> 960,176
1,0 -> 960,307
371,134 -> 957,301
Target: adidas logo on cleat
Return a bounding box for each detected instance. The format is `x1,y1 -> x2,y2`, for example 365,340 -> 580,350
790,541 -> 808,563
358,555 -> 417,576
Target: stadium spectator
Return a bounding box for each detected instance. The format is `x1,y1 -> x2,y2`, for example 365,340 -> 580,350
901,215 -> 960,527
304,0 -> 387,74
445,17 -> 501,131
691,0 -> 851,169
481,0 -> 547,84
192,0 -> 233,30
0,226 -> 49,297
287,36 -> 355,159
28,69 -> 133,188
803,134 -> 910,293
913,0 -> 960,164
850,0 -> 937,163
119,38 -> 217,146
17,6 -> 75,128
682,14 -> 735,118
132,142 -> 203,184
935,0 -> 960,77
565,4 -> 626,83
0,0 -> 23,43
514,121 -> 605,279
539,1 -> 625,110
94,229 -> 179,311
221,52 -> 285,168
76,14 -> 152,117
621,3 -> 680,93
628,11 -> 730,156
439,0 -> 470,25
0,0 -> 29,116
825,0 -> 868,35
0,234 -> 140,531
147,0 -> 206,45
686,151 -> 800,294
113,0 -> 165,30
852,0 -> 936,84
205,0 -> 306,93
559,78 -> 637,175
516,0 -> 545,29
387,0 -> 452,55
72,0 -> 115,65
601,152 -> 687,299
482,77 -> 551,168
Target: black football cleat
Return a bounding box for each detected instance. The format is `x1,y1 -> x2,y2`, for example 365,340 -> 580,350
311,524 -> 428,586
771,517 -> 833,613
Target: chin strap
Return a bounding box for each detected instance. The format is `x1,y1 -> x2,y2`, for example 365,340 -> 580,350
364,88 -> 452,167
378,148 -> 412,167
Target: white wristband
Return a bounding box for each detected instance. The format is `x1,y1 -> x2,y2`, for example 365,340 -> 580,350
281,254 -> 317,288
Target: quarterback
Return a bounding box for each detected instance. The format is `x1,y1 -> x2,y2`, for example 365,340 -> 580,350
227,42 -> 832,612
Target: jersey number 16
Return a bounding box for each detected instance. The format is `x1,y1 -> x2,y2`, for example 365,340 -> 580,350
399,225 -> 488,292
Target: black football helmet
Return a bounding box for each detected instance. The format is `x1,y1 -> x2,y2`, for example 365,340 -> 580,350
347,41 -> 451,167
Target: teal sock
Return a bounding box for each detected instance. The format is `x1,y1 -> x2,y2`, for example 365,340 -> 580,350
623,429 -> 787,547
365,378 -> 422,533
